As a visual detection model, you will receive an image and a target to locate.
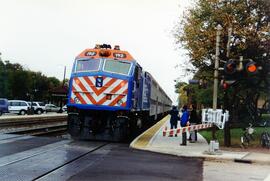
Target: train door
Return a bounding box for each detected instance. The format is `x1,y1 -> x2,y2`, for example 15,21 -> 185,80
133,64 -> 143,110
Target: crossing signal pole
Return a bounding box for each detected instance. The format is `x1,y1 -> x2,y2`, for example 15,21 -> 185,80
212,24 -> 222,140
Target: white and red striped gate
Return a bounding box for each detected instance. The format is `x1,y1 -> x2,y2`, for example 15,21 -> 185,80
162,123 -> 213,137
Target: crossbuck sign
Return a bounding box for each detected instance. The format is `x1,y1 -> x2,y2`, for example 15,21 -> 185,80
201,109 -> 229,129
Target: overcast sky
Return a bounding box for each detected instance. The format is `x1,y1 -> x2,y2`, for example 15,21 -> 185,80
0,0 -> 193,104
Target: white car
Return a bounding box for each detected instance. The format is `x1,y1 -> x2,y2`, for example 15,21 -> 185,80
45,104 -> 61,112
62,105 -> 67,112
8,100 -> 30,115
28,101 -> 46,114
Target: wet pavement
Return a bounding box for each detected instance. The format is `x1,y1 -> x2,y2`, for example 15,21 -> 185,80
0,134 -> 203,181
67,145 -> 203,181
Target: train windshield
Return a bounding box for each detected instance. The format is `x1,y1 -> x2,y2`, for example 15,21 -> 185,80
103,60 -> 131,75
75,59 -> 100,72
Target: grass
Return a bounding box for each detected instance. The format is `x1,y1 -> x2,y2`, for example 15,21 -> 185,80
199,127 -> 270,147
261,114 -> 270,120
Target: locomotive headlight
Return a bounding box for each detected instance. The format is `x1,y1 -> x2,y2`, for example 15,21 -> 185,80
74,97 -> 80,104
120,81 -> 126,87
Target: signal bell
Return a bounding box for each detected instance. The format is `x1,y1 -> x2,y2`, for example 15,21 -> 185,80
99,50 -> 111,57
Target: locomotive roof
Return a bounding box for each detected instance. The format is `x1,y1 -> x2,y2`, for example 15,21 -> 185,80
77,47 -> 135,62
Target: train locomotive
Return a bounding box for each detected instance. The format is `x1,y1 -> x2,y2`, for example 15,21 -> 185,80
67,44 -> 172,141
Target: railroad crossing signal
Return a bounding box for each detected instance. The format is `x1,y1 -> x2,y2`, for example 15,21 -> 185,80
224,60 -> 237,75
223,58 -> 260,77
220,79 -> 236,90
245,61 -> 258,75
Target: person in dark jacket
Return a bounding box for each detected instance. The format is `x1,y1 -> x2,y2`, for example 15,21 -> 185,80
180,105 -> 189,145
169,106 -> 179,137
188,104 -> 199,142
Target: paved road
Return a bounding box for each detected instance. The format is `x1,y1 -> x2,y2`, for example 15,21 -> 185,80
0,134 -> 268,180
204,160 -> 270,181
0,135 -> 203,181
67,144 -> 203,181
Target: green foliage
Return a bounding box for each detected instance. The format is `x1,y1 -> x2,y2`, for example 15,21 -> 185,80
174,82 -> 188,107
200,126 -> 270,147
0,59 -> 61,101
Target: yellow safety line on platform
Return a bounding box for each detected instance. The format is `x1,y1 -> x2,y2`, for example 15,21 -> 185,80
131,115 -> 169,149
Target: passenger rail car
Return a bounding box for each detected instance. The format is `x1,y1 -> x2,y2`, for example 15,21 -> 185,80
67,44 -> 172,141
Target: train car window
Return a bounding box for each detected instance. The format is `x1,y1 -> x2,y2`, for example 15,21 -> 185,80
103,59 -> 131,75
75,59 -> 100,72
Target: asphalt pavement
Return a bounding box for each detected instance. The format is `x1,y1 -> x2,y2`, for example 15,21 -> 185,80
67,144 -> 203,181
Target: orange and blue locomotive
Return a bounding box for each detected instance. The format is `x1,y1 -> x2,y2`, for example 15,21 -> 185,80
67,44 -> 172,141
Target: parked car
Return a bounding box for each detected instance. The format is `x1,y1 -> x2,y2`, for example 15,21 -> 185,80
45,104 -> 61,112
28,101 -> 46,114
0,98 -> 9,116
8,100 -> 30,115
62,105 -> 67,112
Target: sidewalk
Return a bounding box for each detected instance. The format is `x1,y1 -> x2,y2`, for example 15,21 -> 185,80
130,115 -> 270,165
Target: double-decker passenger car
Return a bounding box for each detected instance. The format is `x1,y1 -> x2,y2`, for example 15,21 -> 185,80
67,44 -> 172,141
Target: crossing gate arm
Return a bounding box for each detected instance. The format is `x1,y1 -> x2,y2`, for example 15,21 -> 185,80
162,123 -> 213,137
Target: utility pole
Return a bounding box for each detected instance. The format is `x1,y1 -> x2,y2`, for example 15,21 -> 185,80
224,26 -> 232,147
58,65 -> 66,113
213,24 -> 222,110
62,65 -> 66,87
212,24 -> 222,139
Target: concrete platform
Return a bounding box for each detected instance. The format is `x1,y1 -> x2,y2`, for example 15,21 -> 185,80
130,116 -> 270,165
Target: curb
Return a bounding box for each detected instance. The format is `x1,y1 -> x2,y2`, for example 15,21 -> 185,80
130,115 -> 169,149
130,116 -> 270,166
132,145 -> 270,165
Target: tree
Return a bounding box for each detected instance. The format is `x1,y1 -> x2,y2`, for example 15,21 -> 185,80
175,82 -> 189,107
0,56 -> 61,101
174,0 -> 270,124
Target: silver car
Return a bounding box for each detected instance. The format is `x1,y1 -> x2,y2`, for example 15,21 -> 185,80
45,104 -> 61,112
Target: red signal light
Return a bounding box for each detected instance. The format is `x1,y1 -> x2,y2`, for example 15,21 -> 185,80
246,62 -> 257,74
224,60 -> 237,75
223,82 -> 229,89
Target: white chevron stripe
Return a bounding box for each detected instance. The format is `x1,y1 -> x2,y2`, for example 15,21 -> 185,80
72,80 -> 92,104
78,77 -> 95,93
103,87 -> 128,106
103,79 -> 124,93
72,76 -> 128,106
82,79 -> 125,102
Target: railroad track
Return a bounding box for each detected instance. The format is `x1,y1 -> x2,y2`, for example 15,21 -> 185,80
0,114 -> 67,136
8,125 -> 67,136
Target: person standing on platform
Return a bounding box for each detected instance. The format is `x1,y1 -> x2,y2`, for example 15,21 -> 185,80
180,105 -> 189,145
188,104 -> 199,142
169,106 -> 179,137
